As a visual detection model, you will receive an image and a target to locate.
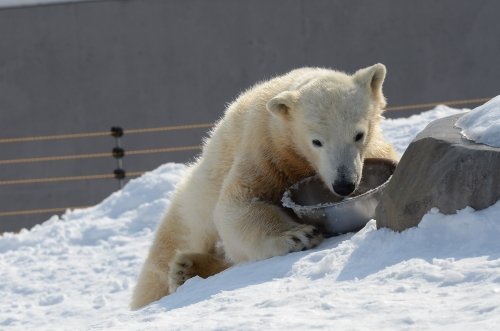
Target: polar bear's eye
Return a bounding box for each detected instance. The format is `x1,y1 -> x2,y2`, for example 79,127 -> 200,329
355,132 -> 364,142
312,139 -> 323,147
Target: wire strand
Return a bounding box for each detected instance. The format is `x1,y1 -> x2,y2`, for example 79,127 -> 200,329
385,97 -> 489,111
0,145 -> 202,165
0,206 -> 91,217
124,123 -> 213,134
0,123 -> 213,144
0,171 -> 144,186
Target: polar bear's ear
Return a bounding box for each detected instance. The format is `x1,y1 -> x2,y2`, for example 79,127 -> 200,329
354,63 -> 386,95
267,91 -> 299,117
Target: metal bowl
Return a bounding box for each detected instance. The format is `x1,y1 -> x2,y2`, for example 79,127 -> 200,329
282,158 -> 397,237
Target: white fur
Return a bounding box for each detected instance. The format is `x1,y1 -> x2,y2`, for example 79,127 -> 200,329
130,64 -> 398,309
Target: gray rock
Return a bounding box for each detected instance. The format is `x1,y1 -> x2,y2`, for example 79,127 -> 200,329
376,114 -> 500,231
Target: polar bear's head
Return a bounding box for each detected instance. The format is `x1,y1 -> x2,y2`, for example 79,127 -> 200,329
267,64 -> 387,197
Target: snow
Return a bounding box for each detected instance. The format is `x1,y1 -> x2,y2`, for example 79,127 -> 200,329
455,95 -> 500,148
3,105 -> 500,331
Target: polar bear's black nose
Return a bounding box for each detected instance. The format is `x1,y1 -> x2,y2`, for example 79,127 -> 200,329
332,180 -> 356,196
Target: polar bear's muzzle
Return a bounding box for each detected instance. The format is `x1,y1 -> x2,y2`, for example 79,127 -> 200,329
332,165 -> 357,196
332,179 -> 356,196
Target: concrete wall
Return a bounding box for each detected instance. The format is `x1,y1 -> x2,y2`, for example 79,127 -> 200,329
1,0 -> 499,231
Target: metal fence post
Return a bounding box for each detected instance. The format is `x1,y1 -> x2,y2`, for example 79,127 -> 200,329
111,126 -> 125,189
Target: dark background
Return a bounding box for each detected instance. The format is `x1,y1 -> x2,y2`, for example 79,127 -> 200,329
1,0 -> 499,231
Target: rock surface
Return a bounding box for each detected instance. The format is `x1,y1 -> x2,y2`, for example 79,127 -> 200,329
376,114 -> 500,231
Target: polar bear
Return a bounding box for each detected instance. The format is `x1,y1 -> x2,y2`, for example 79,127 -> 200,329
130,64 -> 398,309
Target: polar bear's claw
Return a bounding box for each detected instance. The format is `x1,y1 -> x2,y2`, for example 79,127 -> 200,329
168,254 -> 195,292
283,224 -> 323,253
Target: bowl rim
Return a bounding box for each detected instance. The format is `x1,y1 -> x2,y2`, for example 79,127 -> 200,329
282,158 -> 397,211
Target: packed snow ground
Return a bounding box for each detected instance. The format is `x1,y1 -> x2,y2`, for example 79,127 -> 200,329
2,105 -> 500,331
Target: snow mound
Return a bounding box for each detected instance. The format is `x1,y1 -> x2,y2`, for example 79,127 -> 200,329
99,203 -> 500,331
0,163 -> 187,330
5,105 -> 500,331
456,95 -> 500,147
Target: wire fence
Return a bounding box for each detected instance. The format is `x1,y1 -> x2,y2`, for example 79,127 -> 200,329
0,96 -> 490,219
0,123 -> 209,219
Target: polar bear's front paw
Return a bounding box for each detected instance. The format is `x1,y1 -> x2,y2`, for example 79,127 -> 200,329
168,253 -> 195,293
282,224 -> 323,253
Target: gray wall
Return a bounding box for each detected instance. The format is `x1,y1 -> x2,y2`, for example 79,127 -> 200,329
1,0 -> 499,232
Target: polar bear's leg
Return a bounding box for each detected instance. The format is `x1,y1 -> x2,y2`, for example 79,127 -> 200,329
215,198 -> 323,262
130,209 -> 188,310
168,251 -> 231,292
130,256 -> 172,310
